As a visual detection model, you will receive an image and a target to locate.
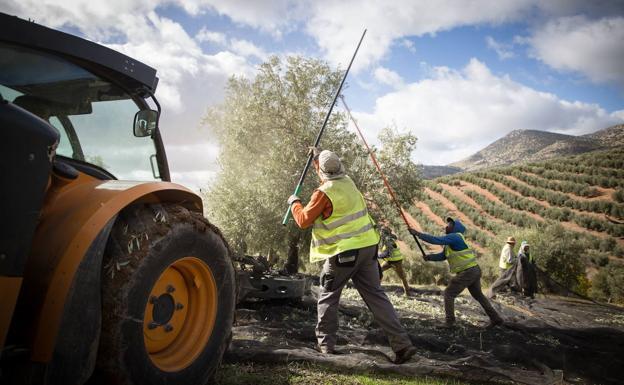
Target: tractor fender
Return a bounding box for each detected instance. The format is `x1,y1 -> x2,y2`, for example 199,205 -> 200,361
22,177 -> 202,366
47,216 -> 115,385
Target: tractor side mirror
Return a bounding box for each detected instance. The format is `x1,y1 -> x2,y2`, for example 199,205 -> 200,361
133,109 -> 158,137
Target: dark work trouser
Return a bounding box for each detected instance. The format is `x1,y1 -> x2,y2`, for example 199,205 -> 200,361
489,262 -> 519,298
444,265 -> 502,323
316,245 -> 412,353
380,260 -> 410,295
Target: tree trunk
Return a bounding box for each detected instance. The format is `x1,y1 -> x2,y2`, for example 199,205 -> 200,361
267,248 -> 278,268
285,233 -> 300,274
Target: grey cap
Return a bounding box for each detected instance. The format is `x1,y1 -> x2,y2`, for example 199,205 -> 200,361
318,150 -> 342,174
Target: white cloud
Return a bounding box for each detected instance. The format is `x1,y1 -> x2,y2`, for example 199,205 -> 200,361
352,59 -> 623,166
526,16 -> 624,86
304,0 -> 536,71
485,36 -> 515,60
100,14 -> 255,190
196,27 -> 227,45
399,39 -> 416,53
16,1 -> 618,78
185,1 -> 623,77
182,0 -> 304,37
0,0 -> 160,41
373,67 -> 404,89
230,38 -> 268,60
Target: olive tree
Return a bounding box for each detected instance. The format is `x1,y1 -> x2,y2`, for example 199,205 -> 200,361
203,55 -> 421,273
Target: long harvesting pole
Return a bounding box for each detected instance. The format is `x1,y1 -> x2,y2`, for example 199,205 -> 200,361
282,29 -> 367,225
339,95 -> 427,258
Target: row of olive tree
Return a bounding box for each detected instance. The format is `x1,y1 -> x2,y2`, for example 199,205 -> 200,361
427,182 -> 504,235
477,181 -> 624,256
478,171 -> 624,234
520,162 -> 624,184
504,168 -> 601,197
525,163 -> 624,189
413,186 -> 497,257
555,150 -> 624,170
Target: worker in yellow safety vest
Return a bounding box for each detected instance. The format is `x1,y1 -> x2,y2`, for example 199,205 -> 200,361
378,227 -> 411,296
409,217 -> 503,329
287,149 -> 418,364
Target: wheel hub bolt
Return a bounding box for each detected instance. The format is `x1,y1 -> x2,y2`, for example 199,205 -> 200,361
147,322 -> 158,330
164,324 -> 173,332
176,302 -> 184,310
166,285 -> 175,293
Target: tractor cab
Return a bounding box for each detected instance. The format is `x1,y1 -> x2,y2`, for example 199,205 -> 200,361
0,42 -> 163,181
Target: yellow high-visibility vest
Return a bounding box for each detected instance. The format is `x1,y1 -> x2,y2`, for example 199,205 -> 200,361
381,242 -> 403,262
444,233 -> 478,274
310,176 -> 380,262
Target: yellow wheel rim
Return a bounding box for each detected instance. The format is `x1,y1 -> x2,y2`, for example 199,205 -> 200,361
143,256 -> 218,371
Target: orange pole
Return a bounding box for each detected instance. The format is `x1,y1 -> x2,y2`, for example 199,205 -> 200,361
340,95 -> 426,257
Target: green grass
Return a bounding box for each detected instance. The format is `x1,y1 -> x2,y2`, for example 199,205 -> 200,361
215,362 -> 473,385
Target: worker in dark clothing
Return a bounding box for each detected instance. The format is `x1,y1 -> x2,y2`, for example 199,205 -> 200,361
516,241 -> 537,298
378,227 -> 411,296
288,149 -> 418,364
409,217 -> 503,328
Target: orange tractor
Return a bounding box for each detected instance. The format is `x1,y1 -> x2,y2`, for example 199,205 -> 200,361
0,13 -> 235,384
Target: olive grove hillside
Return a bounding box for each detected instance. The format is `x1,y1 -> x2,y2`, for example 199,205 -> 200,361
407,148 -> 624,303
202,55 -> 421,274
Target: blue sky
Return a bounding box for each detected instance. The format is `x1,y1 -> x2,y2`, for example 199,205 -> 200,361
2,1 -> 623,189
152,3 -> 624,112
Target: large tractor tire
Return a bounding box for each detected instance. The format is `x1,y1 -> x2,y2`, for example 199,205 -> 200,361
96,203 -> 235,385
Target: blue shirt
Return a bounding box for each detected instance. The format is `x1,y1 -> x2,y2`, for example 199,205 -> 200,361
419,220 -> 469,261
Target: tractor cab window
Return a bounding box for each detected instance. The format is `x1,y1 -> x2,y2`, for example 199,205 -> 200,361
0,42 -> 159,181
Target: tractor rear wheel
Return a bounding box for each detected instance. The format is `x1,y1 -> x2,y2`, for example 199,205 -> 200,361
96,203 -> 235,385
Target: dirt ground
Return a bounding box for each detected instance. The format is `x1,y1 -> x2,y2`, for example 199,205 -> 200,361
225,283 -> 624,385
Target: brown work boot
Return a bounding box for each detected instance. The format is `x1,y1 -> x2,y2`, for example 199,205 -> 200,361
394,345 -> 418,364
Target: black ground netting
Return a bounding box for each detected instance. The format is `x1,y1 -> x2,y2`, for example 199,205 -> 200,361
226,285 -> 624,384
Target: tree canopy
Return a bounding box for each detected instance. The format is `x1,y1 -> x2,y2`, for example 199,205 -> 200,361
203,55 -> 421,272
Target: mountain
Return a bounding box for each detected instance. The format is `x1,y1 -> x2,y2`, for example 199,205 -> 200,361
584,124 -> 624,147
448,124 -> 624,172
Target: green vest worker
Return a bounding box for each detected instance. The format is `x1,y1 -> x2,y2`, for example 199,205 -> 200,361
378,227 -> 411,296
409,217 -> 503,329
380,242 -> 403,261
288,149 -> 417,364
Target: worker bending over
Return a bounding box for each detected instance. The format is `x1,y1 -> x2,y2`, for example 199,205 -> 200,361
409,217 -> 503,329
378,227 -> 411,296
288,149 -> 417,364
